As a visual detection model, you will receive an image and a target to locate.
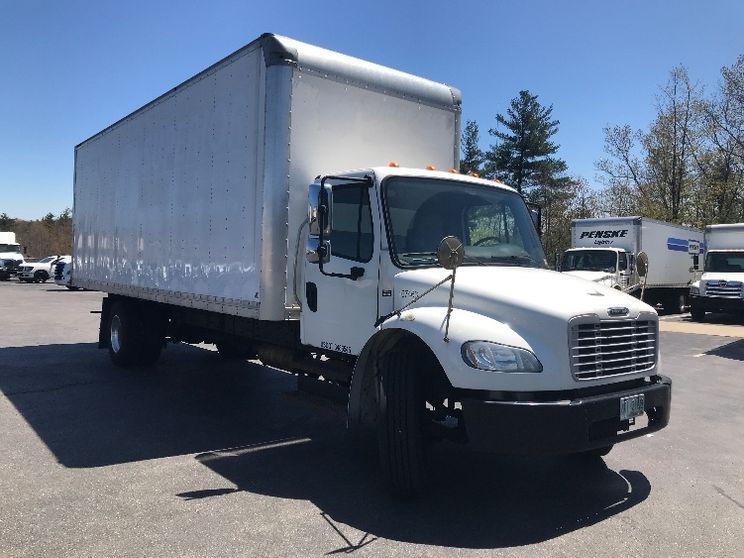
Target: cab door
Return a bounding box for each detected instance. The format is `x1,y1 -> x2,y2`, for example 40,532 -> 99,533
301,179 -> 379,356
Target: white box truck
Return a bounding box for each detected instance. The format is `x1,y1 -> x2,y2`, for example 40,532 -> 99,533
690,223 -> 744,321
562,217 -> 703,312
73,34 -> 671,496
0,231 -> 25,280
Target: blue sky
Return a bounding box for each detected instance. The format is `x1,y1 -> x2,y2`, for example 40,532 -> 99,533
2,0 -> 743,219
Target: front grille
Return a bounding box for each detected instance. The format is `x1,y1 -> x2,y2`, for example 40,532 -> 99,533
569,318 -> 657,380
19,265 -> 33,273
704,281 -> 742,299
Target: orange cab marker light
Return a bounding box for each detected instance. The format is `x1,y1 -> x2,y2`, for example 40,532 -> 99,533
425,165 -> 436,171
467,171 -> 479,177
448,168 -> 459,173
388,161 -> 400,168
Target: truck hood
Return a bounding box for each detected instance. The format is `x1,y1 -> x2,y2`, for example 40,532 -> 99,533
562,270 -> 615,284
394,266 -> 651,324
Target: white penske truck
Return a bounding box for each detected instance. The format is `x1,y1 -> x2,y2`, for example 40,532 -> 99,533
73,33 -> 671,495
0,232 -> 24,280
562,217 -> 703,312
690,223 -> 744,321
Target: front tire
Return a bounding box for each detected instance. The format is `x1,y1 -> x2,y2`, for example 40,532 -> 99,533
377,351 -> 428,498
34,270 -> 49,283
691,303 -> 705,322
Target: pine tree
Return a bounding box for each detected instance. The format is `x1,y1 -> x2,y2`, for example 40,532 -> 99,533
460,120 -> 484,175
486,90 -> 569,194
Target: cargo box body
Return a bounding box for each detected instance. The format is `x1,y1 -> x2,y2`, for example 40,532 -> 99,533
73,34 -> 460,320
570,217 -> 703,288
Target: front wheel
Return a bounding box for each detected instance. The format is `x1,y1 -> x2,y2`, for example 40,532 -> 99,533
690,304 -> 705,322
377,351 -> 428,498
34,270 -> 48,283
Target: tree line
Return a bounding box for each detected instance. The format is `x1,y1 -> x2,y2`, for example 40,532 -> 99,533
0,210 -> 72,258
462,53 -> 744,264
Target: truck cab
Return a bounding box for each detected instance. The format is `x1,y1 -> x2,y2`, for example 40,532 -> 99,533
690,223 -> 744,321
561,247 -> 633,291
0,236 -> 24,280
303,167 -> 670,494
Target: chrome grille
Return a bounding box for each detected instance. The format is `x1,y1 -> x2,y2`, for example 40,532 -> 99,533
569,318 -> 657,380
704,280 -> 742,299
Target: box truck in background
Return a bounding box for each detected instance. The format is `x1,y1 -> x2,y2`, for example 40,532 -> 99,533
562,217 -> 703,312
690,223 -> 744,321
0,232 -> 24,280
73,34 -> 671,496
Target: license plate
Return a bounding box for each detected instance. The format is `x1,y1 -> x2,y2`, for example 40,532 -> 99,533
620,394 -> 645,421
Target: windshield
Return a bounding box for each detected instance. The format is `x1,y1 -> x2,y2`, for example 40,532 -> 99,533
383,177 -> 546,268
705,251 -> 744,273
0,244 -> 21,254
563,249 -> 618,272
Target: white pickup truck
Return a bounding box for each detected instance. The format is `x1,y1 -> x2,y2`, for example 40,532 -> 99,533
73,33 -> 671,496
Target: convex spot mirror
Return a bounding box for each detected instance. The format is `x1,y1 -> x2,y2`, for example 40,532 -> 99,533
636,252 -> 649,277
307,183 -> 333,237
437,236 -> 465,270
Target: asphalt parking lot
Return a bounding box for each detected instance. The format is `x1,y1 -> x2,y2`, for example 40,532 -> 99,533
1,281 -> 743,557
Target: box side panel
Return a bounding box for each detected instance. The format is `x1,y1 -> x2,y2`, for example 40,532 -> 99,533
73,47 -> 265,316
570,218 -> 638,252
705,224 -> 744,250
641,220 -> 704,287
279,70 -> 459,311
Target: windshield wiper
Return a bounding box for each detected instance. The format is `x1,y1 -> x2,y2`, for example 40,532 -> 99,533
486,255 -> 537,267
399,251 -> 438,264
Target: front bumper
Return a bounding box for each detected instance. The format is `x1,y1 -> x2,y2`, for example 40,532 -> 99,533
460,375 -> 671,455
691,295 -> 744,313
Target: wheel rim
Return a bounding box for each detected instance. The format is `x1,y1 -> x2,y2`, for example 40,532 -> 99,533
110,315 -> 122,353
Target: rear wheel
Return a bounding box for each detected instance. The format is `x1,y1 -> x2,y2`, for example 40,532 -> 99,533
108,300 -> 163,367
377,351 -> 428,498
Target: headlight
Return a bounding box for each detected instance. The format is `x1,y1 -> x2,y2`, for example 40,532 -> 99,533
461,341 -> 543,372
690,285 -> 700,296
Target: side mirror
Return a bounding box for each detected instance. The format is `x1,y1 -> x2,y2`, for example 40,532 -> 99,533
636,252 -> 649,278
306,237 -> 330,264
307,183 -> 332,237
437,236 -> 465,270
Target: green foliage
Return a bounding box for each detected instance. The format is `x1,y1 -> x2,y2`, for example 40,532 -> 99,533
0,211 -> 73,257
0,212 -> 16,230
598,60 -> 744,226
486,90 -> 570,194
460,120 -> 484,176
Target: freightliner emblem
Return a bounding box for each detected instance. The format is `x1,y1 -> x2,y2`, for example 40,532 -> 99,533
608,307 -> 630,317
718,280 -> 727,287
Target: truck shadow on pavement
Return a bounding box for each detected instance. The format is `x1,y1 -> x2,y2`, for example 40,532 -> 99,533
183,437 -> 650,549
705,339 -> 744,361
0,341 -> 650,548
